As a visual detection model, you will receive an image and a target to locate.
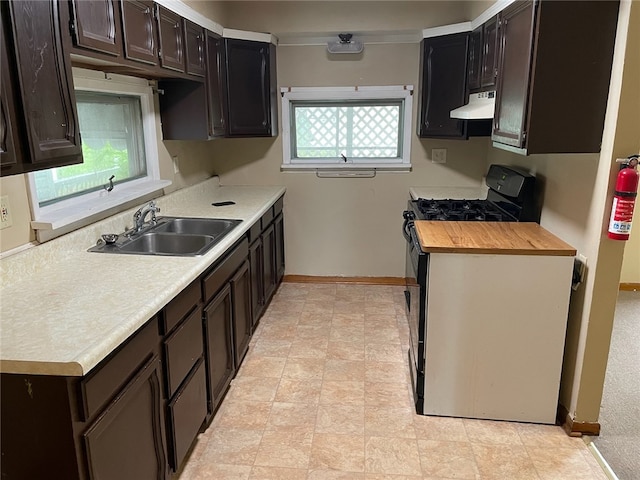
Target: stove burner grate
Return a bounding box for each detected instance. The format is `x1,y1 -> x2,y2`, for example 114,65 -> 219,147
413,198 -> 515,222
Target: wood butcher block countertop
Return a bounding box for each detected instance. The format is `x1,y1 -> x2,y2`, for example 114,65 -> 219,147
414,221 -> 577,256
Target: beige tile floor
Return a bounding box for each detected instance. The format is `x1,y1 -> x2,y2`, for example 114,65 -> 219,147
176,283 -> 607,480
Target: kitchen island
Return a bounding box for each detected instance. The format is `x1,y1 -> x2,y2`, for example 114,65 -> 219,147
0,177 -> 285,479
410,220 -> 576,424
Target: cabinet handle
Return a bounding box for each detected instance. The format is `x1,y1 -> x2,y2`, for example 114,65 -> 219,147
144,7 -> 150,15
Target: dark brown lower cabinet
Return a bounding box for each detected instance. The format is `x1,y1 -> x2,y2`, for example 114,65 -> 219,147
249,238 -> 264,328
84,356 -> 168,480
231,260 -> 252,366
203,283 -> 236,416
167,359 -> 207,471
262,223 -> 277,302
274,212 -> 285,284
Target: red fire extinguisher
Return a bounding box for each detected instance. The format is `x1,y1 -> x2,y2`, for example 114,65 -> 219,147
608,155 -> 639,240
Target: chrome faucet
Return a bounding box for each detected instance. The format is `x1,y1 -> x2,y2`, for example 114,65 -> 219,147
131,201 -> 160,234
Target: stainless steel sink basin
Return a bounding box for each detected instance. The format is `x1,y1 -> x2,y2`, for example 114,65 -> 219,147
88,217 -> 242,256
119,232 -> 215,255
153,217 -> 240,237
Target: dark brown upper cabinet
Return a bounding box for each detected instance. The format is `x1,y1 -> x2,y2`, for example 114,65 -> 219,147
205,30 -> 227,138
120,0 -> 158,65
184,19 -> 205,77
480,16 -> 498,89
1,14 -> 21,173
492,0 -> 619,154
156,4 -> 184,73
417,33 -> 469,139
467,26 -> 482,92
467,17 -> 498,93
1,0 -> 82,177
70,0 -> 122,57
225,39 -> 278,137
159,37 -> 278,140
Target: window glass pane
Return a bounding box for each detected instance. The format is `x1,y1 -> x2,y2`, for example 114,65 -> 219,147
34,92 -> 147,206
293,101 -> 401,160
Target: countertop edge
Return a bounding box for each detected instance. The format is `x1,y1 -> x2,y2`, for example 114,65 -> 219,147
422,246 -> 577,256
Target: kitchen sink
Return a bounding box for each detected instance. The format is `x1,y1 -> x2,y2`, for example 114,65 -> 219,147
88,217 -> 242,256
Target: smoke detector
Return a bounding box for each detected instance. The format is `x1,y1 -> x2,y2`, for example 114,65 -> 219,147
327,33 -> 364,54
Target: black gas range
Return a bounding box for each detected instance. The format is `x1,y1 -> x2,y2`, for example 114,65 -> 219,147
406,164 -> 539,224
402,164 -> 539,415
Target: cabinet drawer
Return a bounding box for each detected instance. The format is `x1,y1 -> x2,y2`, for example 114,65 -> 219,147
203,238 -> 249,303
168,358 -> 207,471
273,196 -> 284,217
164,306 -> 204,398
261,207 -> 274,228
81,318 -> 159,420
248,219 -> 262,243
163,280 -> 201,334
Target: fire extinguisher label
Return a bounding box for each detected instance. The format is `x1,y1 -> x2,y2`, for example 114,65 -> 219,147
608,197 -> 635,234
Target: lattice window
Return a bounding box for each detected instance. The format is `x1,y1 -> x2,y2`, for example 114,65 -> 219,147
281,86 -> 413,171
293,102 -> 401,160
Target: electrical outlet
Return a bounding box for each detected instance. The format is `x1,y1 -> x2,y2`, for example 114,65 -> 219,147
572,254 -> 587,291
0,195 -> 13,229
172,155 -> 180,174
432,148 -> 447,164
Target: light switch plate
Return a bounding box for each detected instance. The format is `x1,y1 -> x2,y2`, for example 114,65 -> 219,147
432,148 -> 447,163
0,195 -> 13,229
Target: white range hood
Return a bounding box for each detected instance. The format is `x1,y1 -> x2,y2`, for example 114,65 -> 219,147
450,91 -> 496,120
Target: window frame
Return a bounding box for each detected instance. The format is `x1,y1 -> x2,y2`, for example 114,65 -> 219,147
281,86 -> 413,172
27,68 -> 170,242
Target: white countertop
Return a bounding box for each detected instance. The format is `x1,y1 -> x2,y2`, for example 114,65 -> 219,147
0,178 -> 285,377
409,186 -> 486,201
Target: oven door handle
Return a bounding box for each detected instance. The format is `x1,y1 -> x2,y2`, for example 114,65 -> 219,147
402,210 -> 416,242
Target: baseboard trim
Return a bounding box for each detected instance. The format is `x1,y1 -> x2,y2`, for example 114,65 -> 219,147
283,275 -> 406,286
587,441 -> 620,480
619,283 -> 639,291
557,404 -> 601,437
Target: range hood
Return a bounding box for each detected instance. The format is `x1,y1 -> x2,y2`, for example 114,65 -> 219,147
450,91 -> 496,120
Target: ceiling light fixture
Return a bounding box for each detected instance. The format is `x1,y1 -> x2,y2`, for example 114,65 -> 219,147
327,33 -> 364,54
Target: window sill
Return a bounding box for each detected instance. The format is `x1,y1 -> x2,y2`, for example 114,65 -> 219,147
31,180 -> 172,242
281,163 -> 412,172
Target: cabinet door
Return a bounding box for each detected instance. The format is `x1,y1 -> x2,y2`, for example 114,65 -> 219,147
83,356 -> 168,480
274,212 -> 285,284
467,26 -> 482,92
156,5 -> 184,73
231,261 -> 252,366
417,34 -> 469,139
70,0 -> 122,56
249,239 -> 264,328
480,16 -> 498,89
203,283 -> 235,415
120,0 -> 157,65
7,0 -> 82,167
262,223 -> 277,303
0,14 -> 21,174
206,30 -> 227,137
184,19 -> 205,77
225,39 -> 274,137
492,1 -> 536,148
167,359 -> 207,472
